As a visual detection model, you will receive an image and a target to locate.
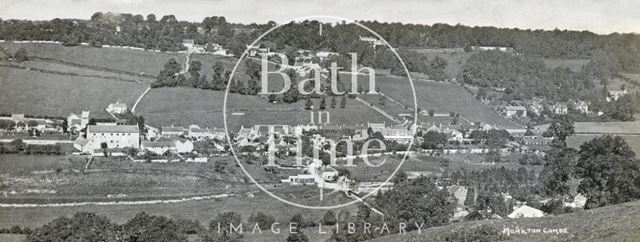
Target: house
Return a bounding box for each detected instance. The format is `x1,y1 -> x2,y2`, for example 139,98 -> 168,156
551,103 -> 568,115
507,205 -> 544,218
73,137 -> 90,153
359,36 -> 384,46
106,101 -> 128,114
381,125 -> 413,144
246,44 -> 269,57
573,100 -> 590,114
174,138 -> 194,153
141,139 -> 176,155
187,125 -> 225,140
67,110 -> 90,132
10,113 -> 25,123
565,193 -> 587,208
367,122 -> 386,133
503,106 -> 527,118
608,89 -> 628,102
86,125 -> 140,151
447,186 -> 468,206
161,125 -> 186,137
283,174 -> 316,185
182,39 -> 205,53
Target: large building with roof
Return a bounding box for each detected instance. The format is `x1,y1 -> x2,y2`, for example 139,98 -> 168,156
86,125 -> 140,150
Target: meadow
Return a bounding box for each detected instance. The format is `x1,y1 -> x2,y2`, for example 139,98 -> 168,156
0,66 -> 147,119
409,49 -> 474,79
542,58 -> 589,72
135,87 -> 392,131
567,134 -> 640,157
0,42 -> 185,76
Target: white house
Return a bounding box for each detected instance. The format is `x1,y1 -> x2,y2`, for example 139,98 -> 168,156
573,100 -> 590,114
187,125 -> 225,140
86,125 -> 140,151
174,139 -> 194,153
504,106 -> 527,118
161,126 -> 186,137
551,103 -> 568,115
106,101 -> 128,114
507,205 -> 544,218
141,139 -> 176,155
67,110 -> 90,132
608,89 -> 628,102
381,126 -> 413,144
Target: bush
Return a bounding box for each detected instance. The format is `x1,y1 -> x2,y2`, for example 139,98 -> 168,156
443,225 -> 507,242
248,212 -> 276,230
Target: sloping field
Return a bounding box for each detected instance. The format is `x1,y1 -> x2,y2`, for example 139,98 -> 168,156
370,200 -> 640,242
543,58 -> 589,72
573,121 -> 640,134
0,42 -> 184,76
409,49 -> 474,79
346,73 -> 520,129
0,66 -> 147,119
136,87 -> 391,131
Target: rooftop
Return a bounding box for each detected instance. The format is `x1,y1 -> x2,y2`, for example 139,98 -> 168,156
88,125 -> 139,133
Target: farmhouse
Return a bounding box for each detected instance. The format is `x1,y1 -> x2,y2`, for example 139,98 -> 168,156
608,89 -> 628,102
161,125 -> 186,137
67,110 -> 90,132
503,106 -> 527,118
86,125 -> 140,150
106,101 -> 128,114
551,103 -> 568,115
187,125 -> 225,140
507,205 -> 544,218
182,39 -> 205,53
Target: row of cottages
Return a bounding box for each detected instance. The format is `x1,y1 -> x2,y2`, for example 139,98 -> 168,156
67,111 -> 90,132
502,106 -> 527,118
74,125 -> 140,153
1,114 -> 60,132
607,89 -> 628,102
160,125 -> 225,140
141,137 -> 194,155
106,101 -> 128,114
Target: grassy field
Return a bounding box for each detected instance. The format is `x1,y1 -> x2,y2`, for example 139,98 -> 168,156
543,58 -> 589,72
409,49 -> 474,79
573,121 -> 640,134
353,74 -> 520,129
0,155 -> 85,175
0,42 -> 185,76
0,66 -> 148,119
136,87 -> 391,131
370,199 -> 640,242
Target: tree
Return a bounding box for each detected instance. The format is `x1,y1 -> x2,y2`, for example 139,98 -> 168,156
304,99 -> 313,110
428,109 -> 435,116
547,115 -> 575,143
14,47 -> 28,62
100,142 -> 108,157
422,131 -> 448,149
576,135 -> 640,209
319,96 -> 326,110
375,176 -> 456,231
123,212 -> 187,242
340,95 -> 347,108
286,226 -> 309,242
27,212 -> 124,242
268,93 -> 278,103
322,211 -> 337,225
248,212 -> 275,230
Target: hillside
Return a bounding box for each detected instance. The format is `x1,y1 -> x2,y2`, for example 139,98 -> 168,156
370,200 -> 640,242
136,87 -> 393,131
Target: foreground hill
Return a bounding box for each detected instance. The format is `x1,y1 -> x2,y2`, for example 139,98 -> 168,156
370,200 -> 640,242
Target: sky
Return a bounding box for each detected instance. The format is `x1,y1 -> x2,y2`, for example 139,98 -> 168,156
0,0 -> 639,34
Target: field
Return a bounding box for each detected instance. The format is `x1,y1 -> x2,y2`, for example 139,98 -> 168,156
352,73 -> 521,129
0,154 -> 85,175
0,42 -> 185,76
409,49 -> 474,79
136,87 -> 392,131
0,66 -> 148,119
371,199 -> 640,242
543,58 -> 589,72
573,121 -> 640,134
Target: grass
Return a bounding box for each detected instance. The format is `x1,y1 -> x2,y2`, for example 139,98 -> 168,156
0,154 -> 85,175
136,87 -> 391,131
543,58 -> 589,72
370,199 -> 640,242
0,66 -> 148,119
348,73 -> 521,128
573,121 -> 640,134
0,42 -> 184,76
409,49 -> 475,79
